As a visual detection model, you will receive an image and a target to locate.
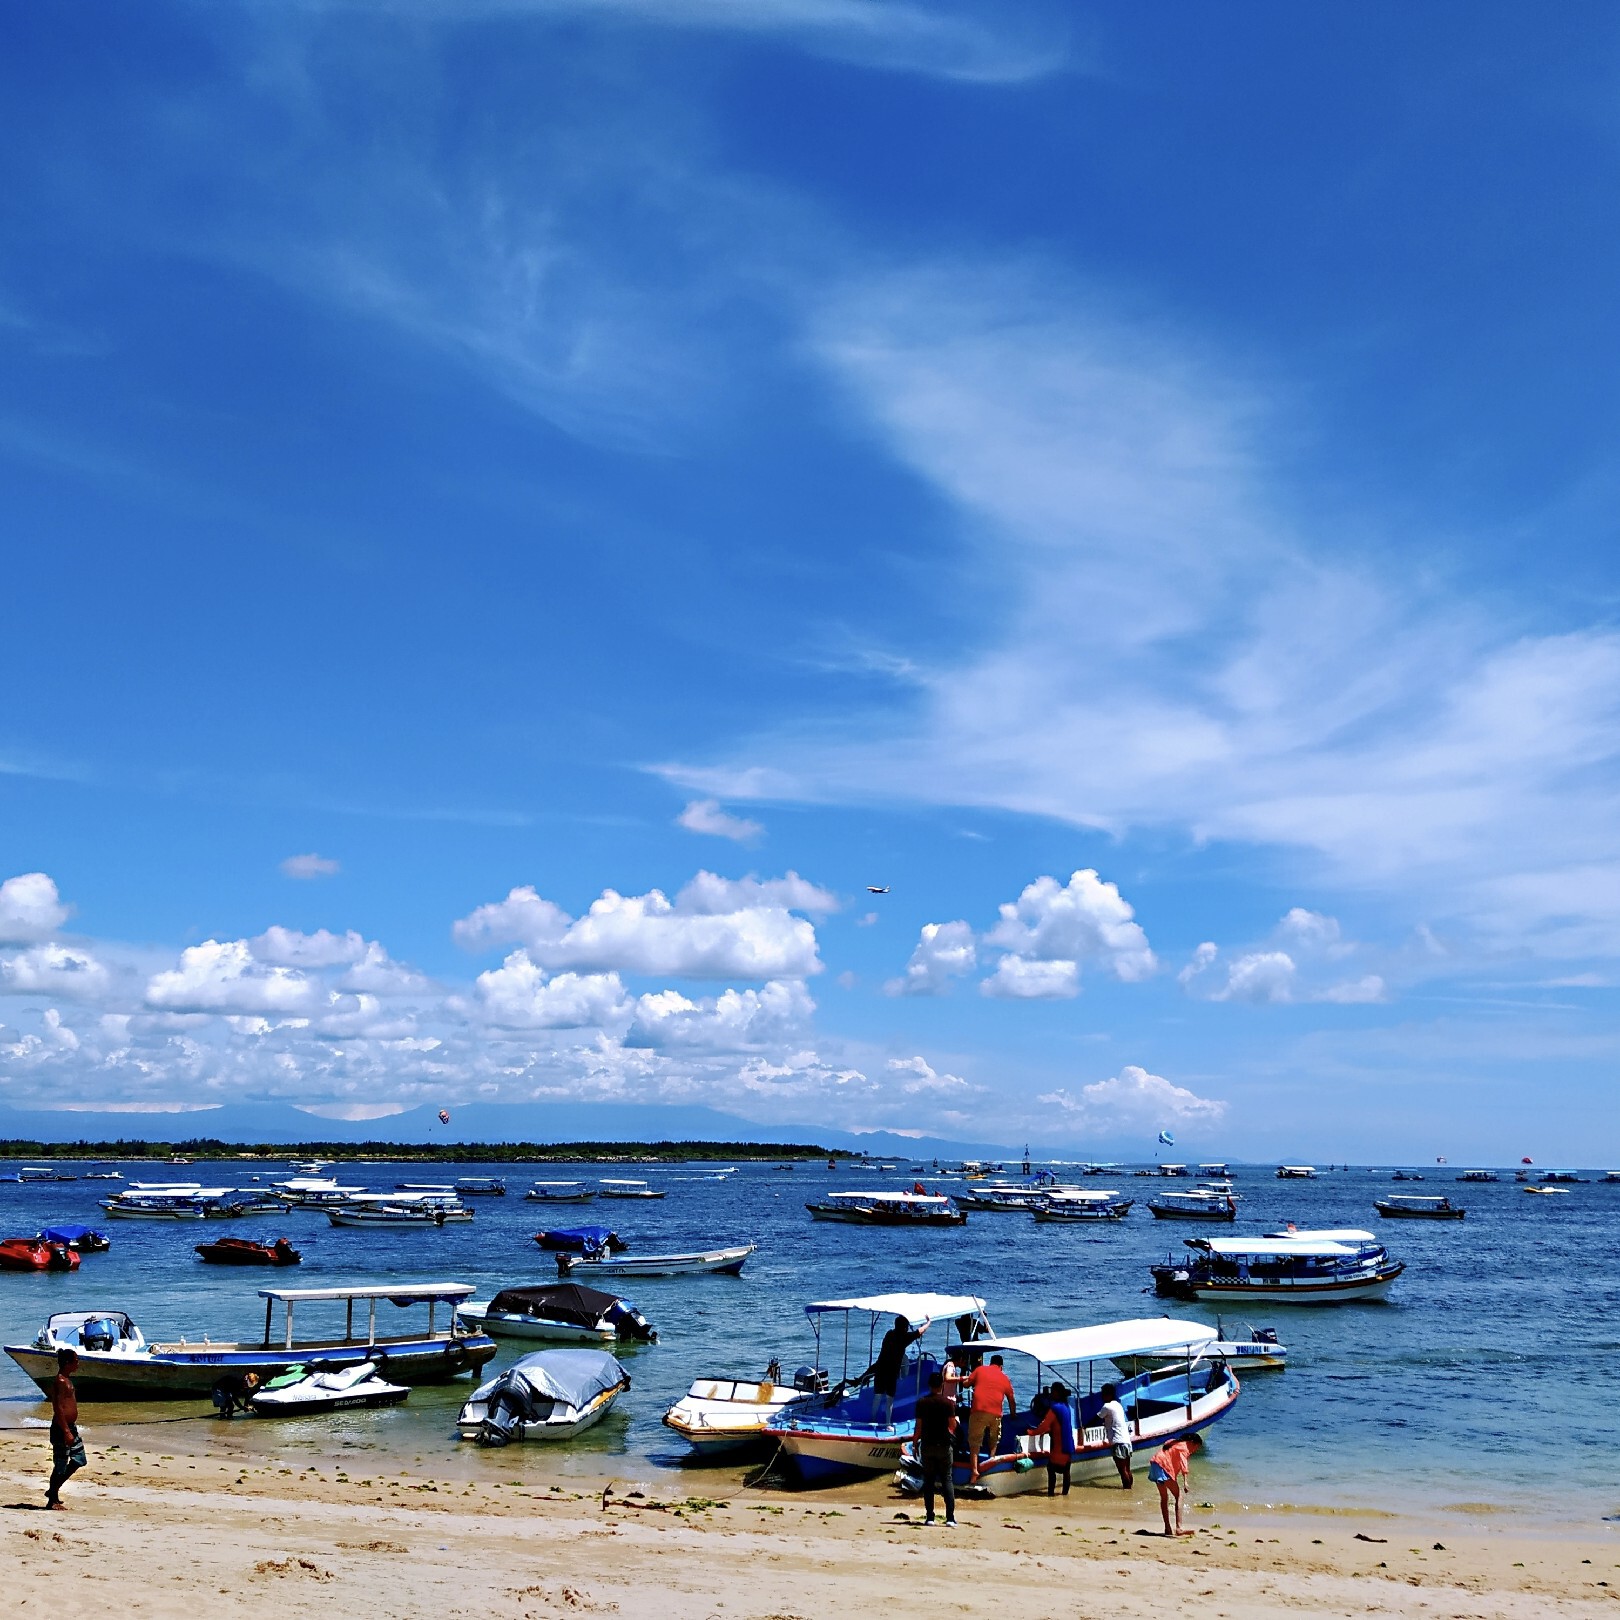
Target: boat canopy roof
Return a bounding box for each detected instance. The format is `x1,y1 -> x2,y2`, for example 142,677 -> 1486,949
257,1282 -> 476,1304
805,1291 -> 986,1320
949,1317 -> 1218,1365
487,1283 -> 627,1325
1382,1195 -> 1448,1205
1191,1235 -> 1366,1257
821,1190 -> 953,1206
496,1348 -> 628,1407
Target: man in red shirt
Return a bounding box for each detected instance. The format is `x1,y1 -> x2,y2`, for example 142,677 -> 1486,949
45,1348 -> 85,1510
962,1353 -> 1016,1483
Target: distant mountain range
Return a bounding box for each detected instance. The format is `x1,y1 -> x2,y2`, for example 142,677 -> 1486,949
0,1099 -> 1015,1160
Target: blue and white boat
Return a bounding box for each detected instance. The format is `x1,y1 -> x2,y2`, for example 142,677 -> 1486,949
1152,1228 -> 1402,1304
1031,1189 -> 1133,1222
763,1291 -> 992,1484
895,1317 -> 1240,1498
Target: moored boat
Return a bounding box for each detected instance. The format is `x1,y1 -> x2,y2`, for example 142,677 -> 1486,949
764,1291 -> 992,1484
4,1282 -> 497,1399
0,1237 -> 79,1272
1116,1320 -> 1287,1373
454,1176 -> 507,1196
524,1181 -> 597,1203
457,1282 -> 657,1345
597,1179 -> 666,1199
100,1185 -> 249,1219
805,1191 -> 966,1226
196,1236 -> 303,1265
457,1349 -> 630,1444
558,1243 -> 755,1278
1456,1170 -> 1499,1183
1031,1190 -> 1133,1222
1374,1195 -> 1464,1220
38,1224 -> 110,1253
533,1225 -> 626,1256
662,1361 -> 823,1456
326,1193 -> 473,1227
1151,1229 -> 1402,1304
1276,1165 -> 1317,1179
894,1317 -> 1240,1499
1147,1188 -> 1237,1220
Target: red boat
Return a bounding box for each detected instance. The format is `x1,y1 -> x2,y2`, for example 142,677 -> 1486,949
0,1238 -> 80,1272
194,1236 -> 302,1266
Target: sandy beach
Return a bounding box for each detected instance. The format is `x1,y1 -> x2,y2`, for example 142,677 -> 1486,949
7,1427 -> 1616,1619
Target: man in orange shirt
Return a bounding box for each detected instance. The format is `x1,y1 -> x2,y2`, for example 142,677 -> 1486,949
962,1353 -> 1016,1483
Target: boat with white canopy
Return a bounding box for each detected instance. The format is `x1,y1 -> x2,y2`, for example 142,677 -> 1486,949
1031,1190 -> 1133,1222
1152,1229 -> 1402,1304
804,1191 -> 966,1226
763,1291 -> 992,1484
1374,1195 -> 1464,1219
1147,1187 -> 1237,1220
558,1243 -> 755,1278
326,1192 -> 473,1226
895,1317 -> 1240,1498
598,1179 -> 666,1199
5,1282 -> 497,1398
524,1181 -> 597,1203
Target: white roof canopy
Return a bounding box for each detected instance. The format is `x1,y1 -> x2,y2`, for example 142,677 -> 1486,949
1193,1235 -> 1363,1257
956,1317 -> 1219,1364
258,1282 -> 476,1303
823,1190 -> 952,1205
805,1292 -> 986,1320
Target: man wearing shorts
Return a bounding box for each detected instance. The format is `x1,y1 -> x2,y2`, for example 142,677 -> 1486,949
45,1348 -> 85,1510
1099,1382 -> 1134,1487
962,1354 -> 1015,1483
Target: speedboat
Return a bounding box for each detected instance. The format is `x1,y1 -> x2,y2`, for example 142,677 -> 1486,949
249,1360 -> 409,1416
1116,1320 -> 1287,1372
598,1179 -> 666,1199
195,1236 -> 302,1265
895,1317 -> 1241,1499
1523,1184 -> 1571,1196
804,1191 -> 966,1226
1152,1229 -> 1402,1304
663,1362 -> 823,1456
1374,1196 -> 1464,1220
524,1181 -> 597,1203
1148,1188 -> 1237,1220
764,1291 -> 993,1484
457,1282 -> 657,1345
38,1224 -> 110,1253
1031,1190 -> 1133,1222
0,1237 -> 79,1272
5,1283 -> 497,1399
457,1349 -> 630,1444
558,1243 -> 755,1278
534,1225 -> 626,1256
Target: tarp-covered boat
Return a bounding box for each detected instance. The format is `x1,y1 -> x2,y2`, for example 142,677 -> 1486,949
458,1282 -> 657,1345
38,1225 -> 111,1253
457,1349 -> 630,1443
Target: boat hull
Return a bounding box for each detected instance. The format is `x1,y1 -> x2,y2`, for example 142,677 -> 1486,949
457,1384 -> 625,1442
662,1379 -> 808,1455
1374,1204 -> 1464,1219
770,1424 -> 910,1483
4,1333 -> 497,1400
1154,1265 -> 1402,1305
561,1245 -> 754,1277
251,1383 -> 410,1415
1148,1204 -> 1237,1220
464,1314 -> 617,1345
805,1206 -> 966,1227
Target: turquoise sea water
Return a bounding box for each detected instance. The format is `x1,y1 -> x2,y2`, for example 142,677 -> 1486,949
2,1160 -> 1617,1526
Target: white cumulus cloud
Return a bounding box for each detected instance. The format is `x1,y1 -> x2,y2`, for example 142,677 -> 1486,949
979,954 -> 1079,999
280,853 -> 340,880
982,868 -> 1156,993
0,943 -> 111,1001
145,939 -> 324,1016
0,872 -> 70,945
1041,1064 -> 1226,1131
627,979 -> 814,1049
886,919 -> 976,996
886,1055 -> 974,1094
472,951 -> 632,1029
252,927 -> 371,968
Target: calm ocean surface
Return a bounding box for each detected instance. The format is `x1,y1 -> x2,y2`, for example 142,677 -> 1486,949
2,1160 -> 1617,1525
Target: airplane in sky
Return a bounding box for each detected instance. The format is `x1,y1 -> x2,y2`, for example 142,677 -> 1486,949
865,885 -> 890,894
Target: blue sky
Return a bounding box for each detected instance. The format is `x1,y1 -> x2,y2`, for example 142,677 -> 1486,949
3,1 -> 1620,1160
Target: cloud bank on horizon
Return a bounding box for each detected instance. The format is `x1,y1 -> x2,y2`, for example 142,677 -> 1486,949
1,1 -> 1617,1159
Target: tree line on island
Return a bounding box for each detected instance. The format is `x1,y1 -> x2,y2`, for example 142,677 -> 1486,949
0,1137 -> 850,1164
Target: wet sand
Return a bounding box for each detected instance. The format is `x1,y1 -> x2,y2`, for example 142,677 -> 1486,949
6,1428 -> 1617,1618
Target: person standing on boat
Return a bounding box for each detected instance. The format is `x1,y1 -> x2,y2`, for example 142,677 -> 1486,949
1148,1433 -> 1201,1536
962,1353 -> 1016,1483
1099,1383 -> 1133,1488
912,1371 -> 958,1527
859,1314 -> 927,1426
44,1348 -> 85,1510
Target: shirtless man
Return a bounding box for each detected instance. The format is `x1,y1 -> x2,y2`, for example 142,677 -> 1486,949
45,1347 -> 85,1509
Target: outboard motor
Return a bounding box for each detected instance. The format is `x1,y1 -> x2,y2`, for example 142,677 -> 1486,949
793,1366 -> 829,1394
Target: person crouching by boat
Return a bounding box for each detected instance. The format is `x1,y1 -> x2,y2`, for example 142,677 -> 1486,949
857,1314 -> 926,1427
1028,1382 -> 1074,1496
912,1372 -> 958,1527
45,1348 -> 85,1510
962,1354 -> 1016,1484
212,1369 -> 261,1417
1148,1433 -> 1202,1537
1099,1383 -> 1133,1488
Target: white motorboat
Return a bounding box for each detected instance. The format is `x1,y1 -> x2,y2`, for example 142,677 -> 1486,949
457,1282 -> 657,1345
1031,1190 -> 1133,1222
1276,1165 -> 1317,1179
955,1182 -> 1054,1212
1153,1229 -> 1403,1304
326,1193 -> 473,1226
100,1186 -> 248,1220
598,1179 -> 666,1199
249,1359 -> 410,1415
455,1177 -> 507,1196
1115,1320 -> 1287,1373
1148,1188 -> 1237,1220
805,1191 -> 966,1226
457,1349 -> 630,1444
894,1317 -> 1240,1500
662,1364 -> 822,1456
524,1181 -> 597,1203
558,1243 -> 755,1278
1374,1195 -> 1465,1219
268,1177 -> 366,1207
